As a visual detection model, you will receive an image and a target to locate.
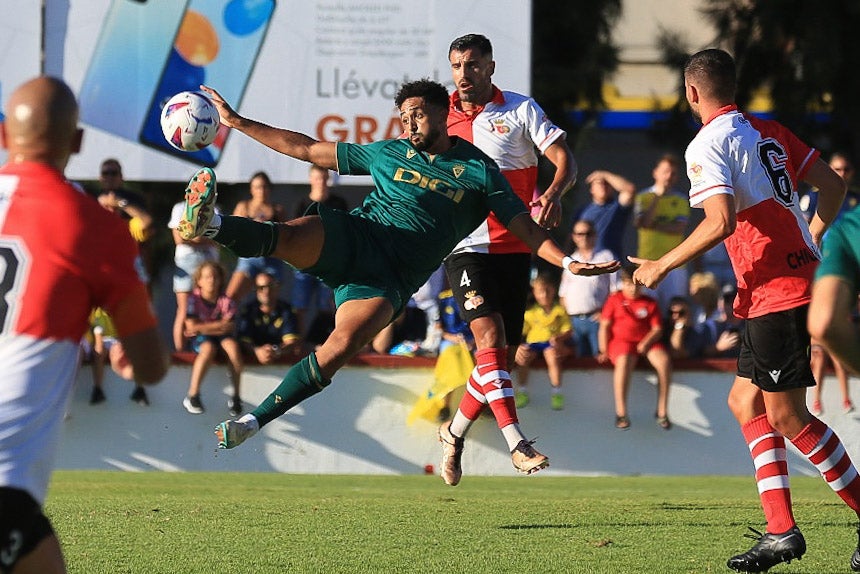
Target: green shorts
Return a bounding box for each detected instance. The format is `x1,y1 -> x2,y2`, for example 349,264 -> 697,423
301,203 -> 412,316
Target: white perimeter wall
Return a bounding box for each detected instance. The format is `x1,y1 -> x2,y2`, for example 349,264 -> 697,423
58,364 -> 860,478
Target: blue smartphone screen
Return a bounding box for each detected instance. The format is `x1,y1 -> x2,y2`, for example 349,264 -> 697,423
79,0 -> 189,141
139,0 -> 276,166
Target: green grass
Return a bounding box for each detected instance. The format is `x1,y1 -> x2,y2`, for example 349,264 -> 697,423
48,472 -> 856,573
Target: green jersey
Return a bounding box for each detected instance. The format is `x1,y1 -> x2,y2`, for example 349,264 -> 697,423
335,137 -> 527,289
816,205 -> 860,293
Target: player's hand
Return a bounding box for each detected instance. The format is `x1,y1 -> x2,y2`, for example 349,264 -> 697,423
529,194 -> 562,228
628,256 -> 665,288
200,85 -> 239,128
566,259 -> 621,276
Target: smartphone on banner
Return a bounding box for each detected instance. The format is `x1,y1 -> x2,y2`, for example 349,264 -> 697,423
79,0 -> 189,142
138,0 -> 276,166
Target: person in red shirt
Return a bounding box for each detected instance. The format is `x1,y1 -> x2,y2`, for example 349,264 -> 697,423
437,33 -> 578,485
0,76 -> 168,574
598,266 -> 672,430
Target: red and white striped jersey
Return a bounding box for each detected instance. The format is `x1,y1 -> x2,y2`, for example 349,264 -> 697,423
0,161 -> 151,504
447,86 -> 566,254
685,105 -> 820,319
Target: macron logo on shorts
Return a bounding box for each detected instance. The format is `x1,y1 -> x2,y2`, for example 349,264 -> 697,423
769,369 -> 781,383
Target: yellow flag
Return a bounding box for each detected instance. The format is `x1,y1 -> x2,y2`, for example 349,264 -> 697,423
407,343 -> 474,425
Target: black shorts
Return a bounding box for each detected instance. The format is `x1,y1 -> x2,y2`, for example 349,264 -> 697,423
444,252 -> 532,347
0,488 -> 54,573
737,305 -> 815,392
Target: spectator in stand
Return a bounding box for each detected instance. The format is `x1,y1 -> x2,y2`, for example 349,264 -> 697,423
690,272 -> 741,358
663,296 -> 712,360
291,164 -> 348,337
598,266 -> 673,430
808,152 -> 858,416
433,285 -> 476,423
633,154 -> 690,311
514,273 -> 573,410
96,161 -> 153,289
799,151 -> 860,223
85,307 -> 149,406
693,241 -> 734,292
226,171 -> 288,303
438,286 -> 475,354
237,269 -> 301,365
183,261 -> 243,416
96,158 -> 154,288
168,198 -> 221,351
575,170 -> 637,260
558,219 -> 618,357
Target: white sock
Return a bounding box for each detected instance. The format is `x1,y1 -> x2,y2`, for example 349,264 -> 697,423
449,409 -> 474,438
237,413 -> 259,431
501,423 -> 526,451
551,387 -> 562,395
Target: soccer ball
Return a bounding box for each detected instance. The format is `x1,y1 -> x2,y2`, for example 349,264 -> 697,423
159,91 -> 220,151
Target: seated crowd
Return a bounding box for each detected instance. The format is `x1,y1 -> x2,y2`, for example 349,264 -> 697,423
81,158 -> 857,426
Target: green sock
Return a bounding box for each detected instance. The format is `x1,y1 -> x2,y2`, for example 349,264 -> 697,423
251,353 -> 331,427
214,215 -> 279,257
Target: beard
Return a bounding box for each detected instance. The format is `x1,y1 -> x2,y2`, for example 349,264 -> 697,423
412,126 -> 441,152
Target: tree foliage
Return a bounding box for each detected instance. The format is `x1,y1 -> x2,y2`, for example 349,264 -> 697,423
688,0 -> 860,155
531,0 -> 623,134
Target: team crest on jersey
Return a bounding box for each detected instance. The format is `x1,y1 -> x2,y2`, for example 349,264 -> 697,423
688,162 -> 704,186
452,164 -> 465,178
489,118 -> 510,134
463,290 -> 484,311
406,149 -> 417,159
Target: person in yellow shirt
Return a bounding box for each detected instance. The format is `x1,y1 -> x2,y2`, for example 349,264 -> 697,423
514,273 -> 573,410
633,154 -> 690,311
85,307 -> 149,405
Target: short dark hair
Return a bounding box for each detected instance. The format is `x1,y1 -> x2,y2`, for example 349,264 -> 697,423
448,34 -> 493,58
394,79 -> 450,112
684,48 -> 736,102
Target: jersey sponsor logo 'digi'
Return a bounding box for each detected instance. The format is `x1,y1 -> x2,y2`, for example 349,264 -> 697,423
393,168 -> 465,202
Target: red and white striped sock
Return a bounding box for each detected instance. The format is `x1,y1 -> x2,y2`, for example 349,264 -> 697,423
473,347 -> 518,429
448,366 -> 487,436
791,416 -> 860,515
742,414 -> 795,533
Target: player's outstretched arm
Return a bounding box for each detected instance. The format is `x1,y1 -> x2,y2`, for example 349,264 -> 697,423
200,85 -> 337,170
506,213 -> 620,276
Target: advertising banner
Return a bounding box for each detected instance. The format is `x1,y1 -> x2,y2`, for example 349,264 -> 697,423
0,0 -> 531,183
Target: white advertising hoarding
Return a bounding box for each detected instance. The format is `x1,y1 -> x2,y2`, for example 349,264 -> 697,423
0,0 -> 531,183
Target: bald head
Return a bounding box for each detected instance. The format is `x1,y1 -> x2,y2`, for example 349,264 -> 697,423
2,76 -> 82,169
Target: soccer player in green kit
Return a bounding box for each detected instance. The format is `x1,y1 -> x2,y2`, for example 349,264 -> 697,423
181,79 -> 619,469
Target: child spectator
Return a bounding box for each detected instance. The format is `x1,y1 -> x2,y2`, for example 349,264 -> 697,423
183,261 -> 243,416
598,266 -> 673,430
514,274 -> 574,410
85,307 -> 148,405
237,270 -> 301,364
168,198 -> 221,351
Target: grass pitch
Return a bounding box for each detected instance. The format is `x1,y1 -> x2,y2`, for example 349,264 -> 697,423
49,471 -> 856,573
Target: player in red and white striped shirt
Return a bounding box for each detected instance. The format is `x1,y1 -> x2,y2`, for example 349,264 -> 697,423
436,34 -> 581,486
631,48 -> 860,573
0,77 -> 168,574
